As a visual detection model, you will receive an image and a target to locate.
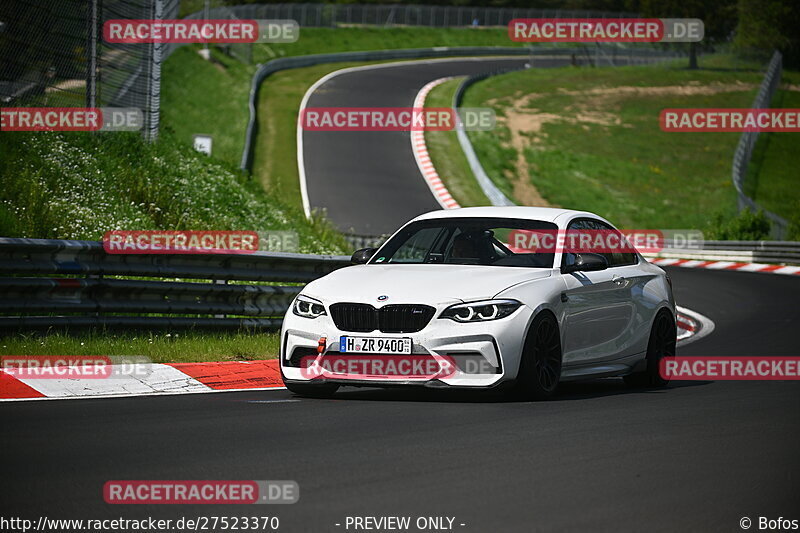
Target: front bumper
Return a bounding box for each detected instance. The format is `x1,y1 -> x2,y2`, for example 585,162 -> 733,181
280,304 -> 533,388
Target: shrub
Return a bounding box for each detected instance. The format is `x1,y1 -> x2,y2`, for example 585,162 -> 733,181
707,208 -> 772,240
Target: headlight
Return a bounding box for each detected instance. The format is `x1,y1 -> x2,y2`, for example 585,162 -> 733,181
293,295 -> 327,319
439,299 -> 521,323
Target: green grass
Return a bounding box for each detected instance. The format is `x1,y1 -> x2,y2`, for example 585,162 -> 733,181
161,46 -> 255,167
423,77 -> 491,207
691,52 -> 768,71
0,131 -> 347,253
743,70 -> 800,238
462,59 -> 772,231
254,26 -> 524,63
0,332 -> 279,363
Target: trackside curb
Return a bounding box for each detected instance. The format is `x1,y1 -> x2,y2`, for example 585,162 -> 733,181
0,359 -> 284,402
649,257 -> 800,276
411,77 -> 461,210
676,306 -> 715,347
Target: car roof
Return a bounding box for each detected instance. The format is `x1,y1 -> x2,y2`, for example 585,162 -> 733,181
412,206 -> 605,225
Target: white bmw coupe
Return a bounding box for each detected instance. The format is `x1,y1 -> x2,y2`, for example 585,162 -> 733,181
280,207 -> 676,399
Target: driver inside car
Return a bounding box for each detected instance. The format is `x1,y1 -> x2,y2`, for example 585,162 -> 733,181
448,230 -> 494,264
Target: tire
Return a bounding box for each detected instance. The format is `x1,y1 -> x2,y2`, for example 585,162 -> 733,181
511,311 -> 562,400
284,381 -> 339,398
624,309 -> 676,388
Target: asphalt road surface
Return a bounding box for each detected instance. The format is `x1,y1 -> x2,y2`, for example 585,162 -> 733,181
301,57 -> 536,235
2,267 -> 798,532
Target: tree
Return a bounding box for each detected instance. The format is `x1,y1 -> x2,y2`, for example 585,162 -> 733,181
734,0 -> 800,67
636,0 -> 738,69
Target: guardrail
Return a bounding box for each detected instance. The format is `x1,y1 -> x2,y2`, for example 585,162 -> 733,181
453,69 -> 520,207
3,236 -> 796,332
731,50 -> 788,238
0,237 -> 349,331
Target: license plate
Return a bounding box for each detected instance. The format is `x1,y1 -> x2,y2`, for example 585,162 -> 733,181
339,336 -> 412,355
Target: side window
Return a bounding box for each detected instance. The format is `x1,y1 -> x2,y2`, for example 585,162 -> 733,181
589,220 -> 637,267
563,219 -> 602,267
589,219 -> 637,267
564,218 -> 637,268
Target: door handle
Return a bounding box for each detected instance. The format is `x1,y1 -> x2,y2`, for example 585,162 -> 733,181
612,275 -> 625,285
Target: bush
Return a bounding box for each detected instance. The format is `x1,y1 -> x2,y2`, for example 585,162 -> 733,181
786,215 -> 800,242
707,208 -> 772,240
0,132 -> 348,254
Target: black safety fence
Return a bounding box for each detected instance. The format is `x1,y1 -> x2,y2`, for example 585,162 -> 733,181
0,0 -> 179,140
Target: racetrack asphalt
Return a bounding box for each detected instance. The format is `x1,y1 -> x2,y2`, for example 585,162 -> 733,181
2,267 -> 798,532
301,57 -> 536,235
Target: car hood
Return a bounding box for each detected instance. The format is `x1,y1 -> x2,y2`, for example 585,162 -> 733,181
303,264 -> 552,305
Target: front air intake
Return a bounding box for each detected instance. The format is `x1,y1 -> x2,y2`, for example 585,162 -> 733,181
330,303 -> 435,333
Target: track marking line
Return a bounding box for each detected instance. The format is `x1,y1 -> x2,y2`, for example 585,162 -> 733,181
246,399 -> 301,404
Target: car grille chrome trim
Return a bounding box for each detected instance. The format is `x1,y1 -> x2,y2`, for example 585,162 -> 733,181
329,303 -> 435,333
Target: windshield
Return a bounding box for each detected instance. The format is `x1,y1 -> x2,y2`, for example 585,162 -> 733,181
371,218 -> 558,268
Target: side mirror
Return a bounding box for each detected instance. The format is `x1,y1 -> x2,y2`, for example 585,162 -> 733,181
561,253 -> 608,274
351,247 -> 377,264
